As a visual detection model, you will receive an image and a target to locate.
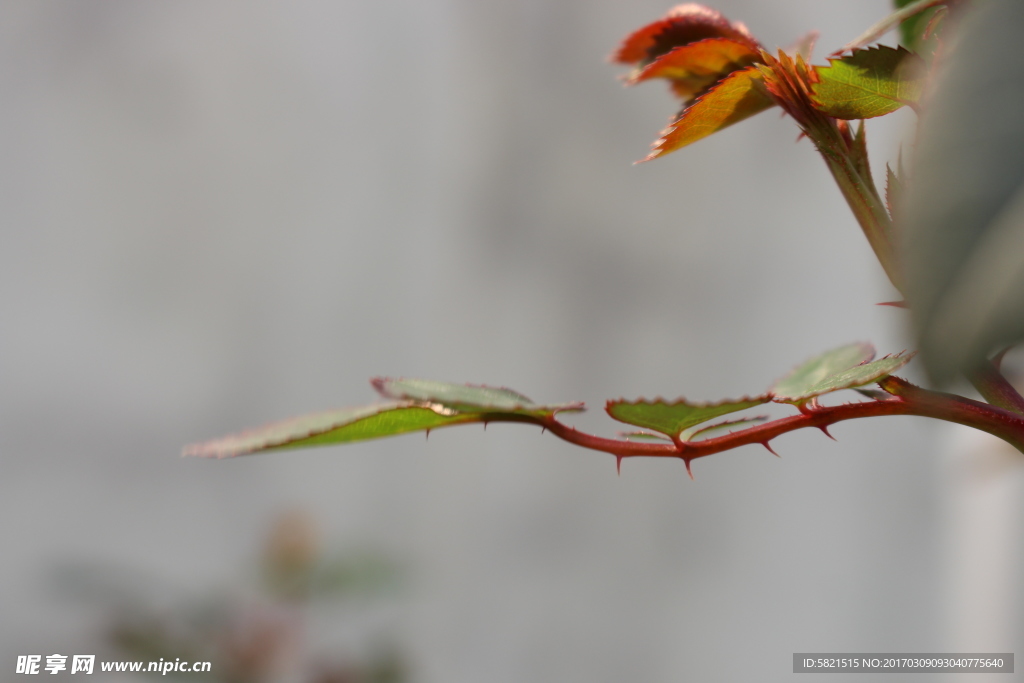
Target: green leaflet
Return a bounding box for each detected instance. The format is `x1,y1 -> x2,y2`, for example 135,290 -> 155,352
371,378 -> 583,417
771,343 -> 876,403
183,379 -> 583,458
182,403 -> 481,458
797,354 -> 915,399
811,46 -> 925,119
681,416 -> 768,442
774,351 -> 915,404
606,396 -> 770,439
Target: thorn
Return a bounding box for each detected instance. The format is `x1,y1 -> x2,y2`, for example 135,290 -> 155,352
482,420 -> 488,431
683,457 -> 694,480
540,426 -> 546,434
425,429 -> 430,440
819,425 -> 836,441
616,455 -> 623,476
762,441 -> 780,457
876,300 -> 909,308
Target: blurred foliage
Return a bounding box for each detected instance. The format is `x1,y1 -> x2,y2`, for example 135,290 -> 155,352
54,511 -> 406,682
902,2 -> 1024,382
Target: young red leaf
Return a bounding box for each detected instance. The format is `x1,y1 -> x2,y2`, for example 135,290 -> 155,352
812,46 -> 926,119
644,65 -> 775,160
612,4 -> 759,66
630,37 -> 761,99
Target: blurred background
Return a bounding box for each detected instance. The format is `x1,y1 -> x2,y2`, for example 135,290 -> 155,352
1,1 -> 1020,681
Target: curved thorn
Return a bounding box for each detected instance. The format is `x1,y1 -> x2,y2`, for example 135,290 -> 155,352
762,441 -> 780,457
616,455 -> 623,476
819,425 -> 836,441
683,457 -> 694,480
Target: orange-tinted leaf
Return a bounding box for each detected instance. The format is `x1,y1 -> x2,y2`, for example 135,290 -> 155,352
612,4 -> 758,66
631,37 -> 760,99
644,65 -> 775,160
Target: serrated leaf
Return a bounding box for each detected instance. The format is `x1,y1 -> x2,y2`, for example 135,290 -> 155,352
612,5 -> 759,66
372,377 -> 583,417
183,403 -> 481,458
811,46 -> 925,120
681,416 -> 768,441
606,395 -> 770,439
903,2 -> 1024,382
630,37 -> 760,99
644,66 -> 775,159
796,353 -> 915,399
771,343 -> 876,402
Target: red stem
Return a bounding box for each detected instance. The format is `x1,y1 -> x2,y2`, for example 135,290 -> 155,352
496,378 -> 1024,466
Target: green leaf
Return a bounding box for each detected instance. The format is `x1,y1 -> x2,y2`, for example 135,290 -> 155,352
644,65 -> 775,160
606,395 -> 770,439
372,378 -> 583,417
902,2 -> 1024,382
796,353 -> 915,399
681,416 -> 768,442
771,343 -> 876,403
182,403 -> 481,458
811,46 -> 925,120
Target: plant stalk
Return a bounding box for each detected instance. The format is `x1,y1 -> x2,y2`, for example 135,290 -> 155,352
967,361 -> 1024,416
501,378 -> 1024,469
821,144 -> 903,294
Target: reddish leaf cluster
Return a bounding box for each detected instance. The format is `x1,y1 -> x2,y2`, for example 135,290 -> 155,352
615,4 -> 924,160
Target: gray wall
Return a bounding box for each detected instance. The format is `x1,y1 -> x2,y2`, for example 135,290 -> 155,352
2,1 -> 1017,681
